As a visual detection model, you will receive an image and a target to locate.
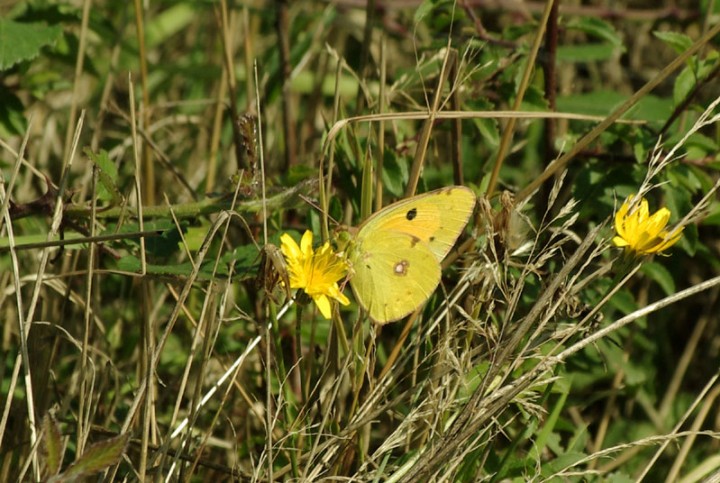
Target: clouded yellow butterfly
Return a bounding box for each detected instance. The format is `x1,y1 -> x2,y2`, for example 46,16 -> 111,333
345,185 -> 475,324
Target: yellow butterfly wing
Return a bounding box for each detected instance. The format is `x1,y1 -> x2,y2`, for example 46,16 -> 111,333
349,230 -> 441,323
348,185 -> 476,324
357,186 -> 476,261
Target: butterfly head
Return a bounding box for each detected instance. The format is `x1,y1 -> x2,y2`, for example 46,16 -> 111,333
332,226 -> 358,255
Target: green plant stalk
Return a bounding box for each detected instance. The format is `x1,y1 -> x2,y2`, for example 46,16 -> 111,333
270,309 -> 297,477
531,381 -> 569,465
60,180 -> 316,221
290,302 -> 303,478
361,144 -> 374,221
348,317 -> 368,421
492,380 -> 565,479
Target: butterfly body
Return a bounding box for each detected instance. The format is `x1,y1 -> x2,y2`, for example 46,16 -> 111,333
346,186 -> 476,324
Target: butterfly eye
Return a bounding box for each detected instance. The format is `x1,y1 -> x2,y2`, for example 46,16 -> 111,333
406,208 -> 418,221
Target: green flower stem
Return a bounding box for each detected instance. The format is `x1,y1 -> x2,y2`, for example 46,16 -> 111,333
613,250 -> 645,281
295,302 -> 304,403
303,313 -> 318,403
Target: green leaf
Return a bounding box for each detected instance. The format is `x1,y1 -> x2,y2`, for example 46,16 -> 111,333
557,43 -> 617,62
567,17 -> 623,48
603,472 -> 635,483
115,255 -> 211,278
689,130 -> 720,151
0,83 -> 27,136
704,202 -> 720,226
50,433 -> 129,483
633,141 -> 647,164
145,3 -> 197,48
414,0 -> 436,25
0,19 -> 63,70
116,220 -> 175,234
472,117 -> 500,149
227,242 -> 262,274
532,381 -> 570,461
144,225 -> 184,259
540,451 -> 587,477
287,163 -> 316,186
557,90 -> 625,116
557,91 -> 672,123
673,57 -> 717,106
623,94 -> 673,124
41,414 -> 63,477
609,288 -> 637,315
381,150 -> 409,197
653,30 -> 693,54
84,148 -> 123,204
673,64 -> 696,106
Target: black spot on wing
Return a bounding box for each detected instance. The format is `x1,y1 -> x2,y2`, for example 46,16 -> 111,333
406,207 -> 418,221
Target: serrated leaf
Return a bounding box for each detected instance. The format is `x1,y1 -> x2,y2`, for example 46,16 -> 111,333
50,433 -> 129,483
653,30 -> 693,54
0,19 -> 63,70
41,414 -> 63,477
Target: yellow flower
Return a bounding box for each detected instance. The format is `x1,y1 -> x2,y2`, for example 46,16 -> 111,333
280,230 -> 350,319
612,195 -> 683,255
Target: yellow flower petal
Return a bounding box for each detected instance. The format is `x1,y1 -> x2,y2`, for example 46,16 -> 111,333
280,233 -> 301,259
313,294 -> 332,319
280,230 -> 349,319
612,236 -> 629,247
614,202 -> 630,239
300,230 -> 313,257
613,195 -> 683,256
